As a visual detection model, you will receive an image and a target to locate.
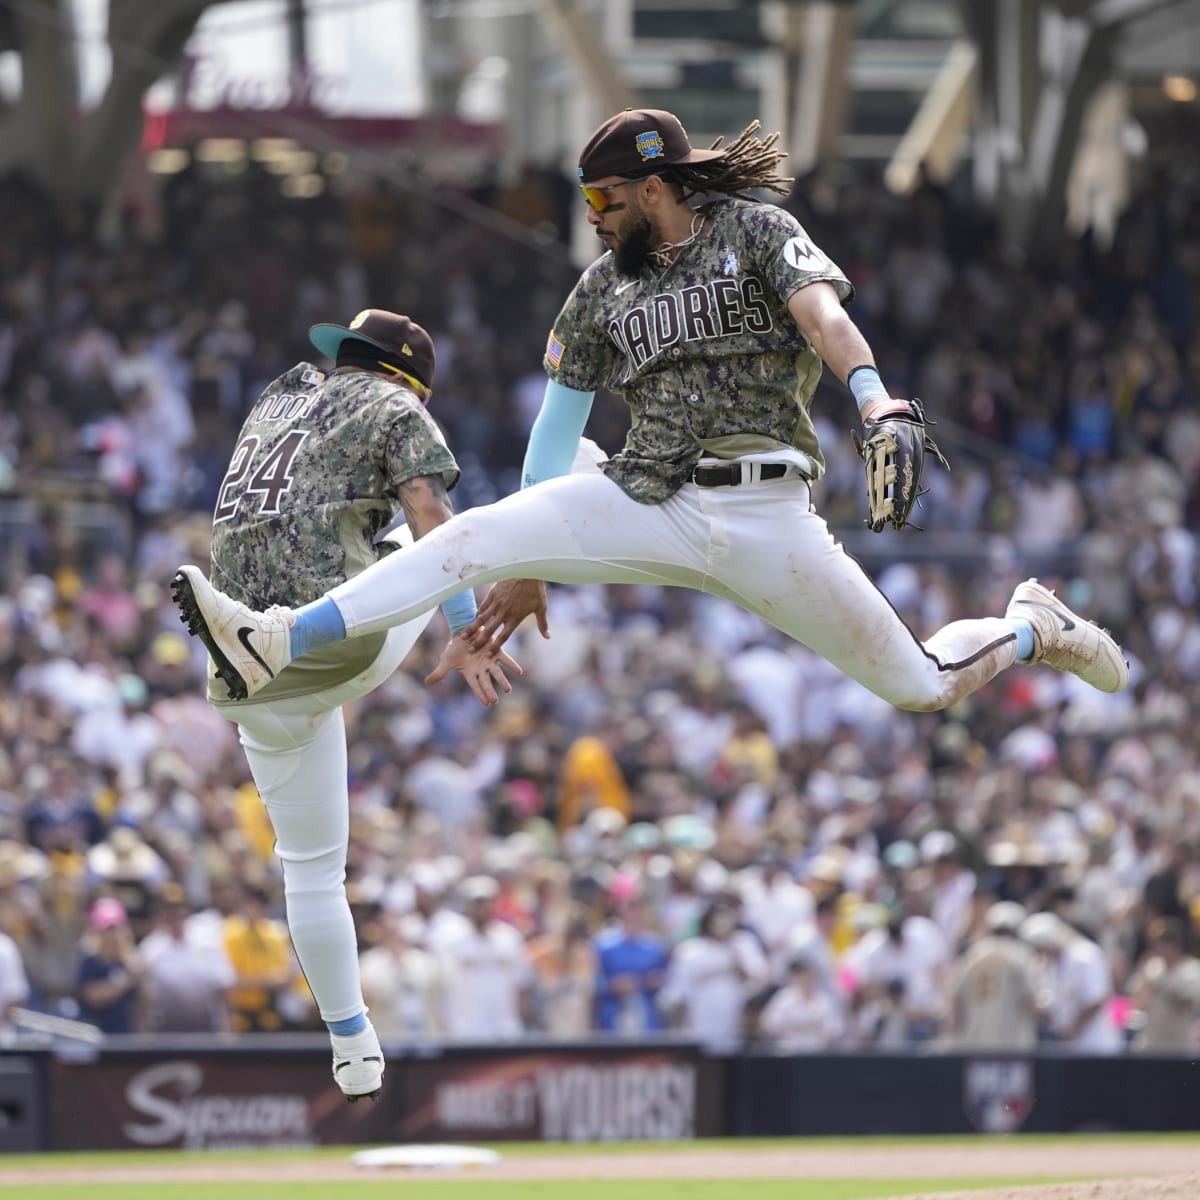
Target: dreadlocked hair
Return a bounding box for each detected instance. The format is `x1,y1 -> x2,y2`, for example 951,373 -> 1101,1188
665,121 -> 793,201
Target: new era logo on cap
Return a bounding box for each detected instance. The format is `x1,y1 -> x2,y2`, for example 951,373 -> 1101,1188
309,309 -> 436,394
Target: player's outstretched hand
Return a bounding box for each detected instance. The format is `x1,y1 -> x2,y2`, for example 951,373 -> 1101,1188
426,635 -> 523,706
465,579 -> 550,651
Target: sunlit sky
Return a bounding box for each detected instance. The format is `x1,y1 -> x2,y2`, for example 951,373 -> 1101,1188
74,0 -> 426,115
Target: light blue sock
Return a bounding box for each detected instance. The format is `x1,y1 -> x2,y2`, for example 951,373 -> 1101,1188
1007,619 -> 1036,662
290,597 -> 346,659
327,1010 -> 367,1036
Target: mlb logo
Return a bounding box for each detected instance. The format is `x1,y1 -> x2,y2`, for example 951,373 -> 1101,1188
636,130 -> 665,160
963,1060 -> 1035,1134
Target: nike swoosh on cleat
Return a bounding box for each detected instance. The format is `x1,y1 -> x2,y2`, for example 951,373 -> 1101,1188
1015,598 -> 1075,631
236,625 -> 276,678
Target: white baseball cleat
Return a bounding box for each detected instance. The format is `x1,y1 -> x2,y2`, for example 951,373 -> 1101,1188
331,1022 -> 384,1102
1006,578 -> 1129,694
171,565 -> 293,700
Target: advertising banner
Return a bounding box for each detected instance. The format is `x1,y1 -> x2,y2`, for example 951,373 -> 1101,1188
399,1047 -> 724,1142
48,1044 -> 724,1149
49,1055 -> 392,1150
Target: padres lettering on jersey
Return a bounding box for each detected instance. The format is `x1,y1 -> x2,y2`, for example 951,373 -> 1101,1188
543,198 -> 852,504
607,276 -> 774,371
208,362 -> 458,704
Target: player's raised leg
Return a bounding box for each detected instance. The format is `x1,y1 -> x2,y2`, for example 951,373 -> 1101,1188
706,484 -> 1127,707
174,473 -> 713,699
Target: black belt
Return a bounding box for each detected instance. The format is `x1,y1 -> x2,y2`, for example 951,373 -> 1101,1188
691,462 -> 790,488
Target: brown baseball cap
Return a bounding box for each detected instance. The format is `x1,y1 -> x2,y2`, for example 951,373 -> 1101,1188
309,309 -> 436,392
578,108 -> 723,183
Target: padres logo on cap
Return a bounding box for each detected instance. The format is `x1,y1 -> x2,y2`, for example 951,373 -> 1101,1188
349,310 -> 371,329
635,130 -> 665,160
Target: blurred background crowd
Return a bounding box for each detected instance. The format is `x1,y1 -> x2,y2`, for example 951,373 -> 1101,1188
0,100 -> 1198,1055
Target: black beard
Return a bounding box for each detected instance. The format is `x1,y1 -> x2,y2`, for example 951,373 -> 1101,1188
613,216 -> 655,276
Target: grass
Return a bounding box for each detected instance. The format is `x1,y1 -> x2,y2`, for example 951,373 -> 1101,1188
0,1130 -> 1195,1169
8,1180 -> 1083,1200
4,1133 -> 1193,1199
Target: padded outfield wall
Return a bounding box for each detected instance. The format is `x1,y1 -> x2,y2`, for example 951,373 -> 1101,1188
0,1040 -> 1196,1151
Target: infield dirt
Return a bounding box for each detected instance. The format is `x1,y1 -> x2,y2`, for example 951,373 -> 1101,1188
2,1139 -> 1200,1196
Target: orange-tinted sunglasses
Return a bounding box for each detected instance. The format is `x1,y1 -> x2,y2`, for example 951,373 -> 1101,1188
579,178 -> 641,213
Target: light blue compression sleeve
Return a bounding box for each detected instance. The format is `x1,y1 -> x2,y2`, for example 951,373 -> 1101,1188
439,589 -> 477,635
522,379 -> 596,489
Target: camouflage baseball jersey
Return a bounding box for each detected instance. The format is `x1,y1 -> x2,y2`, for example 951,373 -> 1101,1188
208,362 -> 458,704
543,197 -> 853,504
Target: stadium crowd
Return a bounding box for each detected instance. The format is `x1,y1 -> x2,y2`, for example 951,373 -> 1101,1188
0,114 -> 1198,1053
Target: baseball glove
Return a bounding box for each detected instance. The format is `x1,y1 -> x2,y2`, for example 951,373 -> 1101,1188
851,398 -> 949,532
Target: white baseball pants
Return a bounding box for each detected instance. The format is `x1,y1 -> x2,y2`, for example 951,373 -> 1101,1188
329,468 -> 1018,712
225,612 -> 434,1023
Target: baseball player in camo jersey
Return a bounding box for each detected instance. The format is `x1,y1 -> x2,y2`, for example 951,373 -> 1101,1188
173,109 -> 1128,774
181,309 -> 521,1102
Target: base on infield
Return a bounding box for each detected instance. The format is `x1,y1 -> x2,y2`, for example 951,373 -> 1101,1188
350,1144 -> 502,1171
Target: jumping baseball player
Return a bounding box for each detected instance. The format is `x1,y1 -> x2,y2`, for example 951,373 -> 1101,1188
184,309 -> 521,1101
173,109 -> 1127,766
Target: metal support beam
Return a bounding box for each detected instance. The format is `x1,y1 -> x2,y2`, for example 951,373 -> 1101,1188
788,1 -> 857,175
286,0 -> 308,74
885,40 -> 977,195
532,0 -> 636,116
966,0 -> 1193,247
1025,7 -> 1117,240
1064,80 -> 1132,244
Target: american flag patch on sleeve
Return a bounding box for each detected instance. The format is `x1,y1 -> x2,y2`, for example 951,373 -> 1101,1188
546,331 -> 565,368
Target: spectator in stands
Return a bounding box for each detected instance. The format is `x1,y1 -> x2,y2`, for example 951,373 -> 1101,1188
23,754 -> 105,856
947,901 -> 1039,1050
849,976 -> 911,1049
557,726 -> 631,834
843,906 -> 949,1044
412,863 -> 472,950
23,854 -> 87,1016
0,904 -> 30,1038
71,673 -> 164,795
527,905 -> 598,1037
221,882 -> 302,1034
922,830 -> 976,951
138,882 -> 235,1033
1129,918 -> 1200,1051
594,891 -> 669,1035
359,911 -> 446,1040
773,893 -> 842,1005
119,750 -> 204,845
1143,840 -> 1195,931
1021,911 -> 1123,1053
184,875 -> 242,958
76,897 -> 144,1034
659,892 -> 769,1051
76,553 -> 141,647
85,825 -> 168,938
738,848 -> 814,970
758,956 -> 843,1052
436,876 -> 533,1040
